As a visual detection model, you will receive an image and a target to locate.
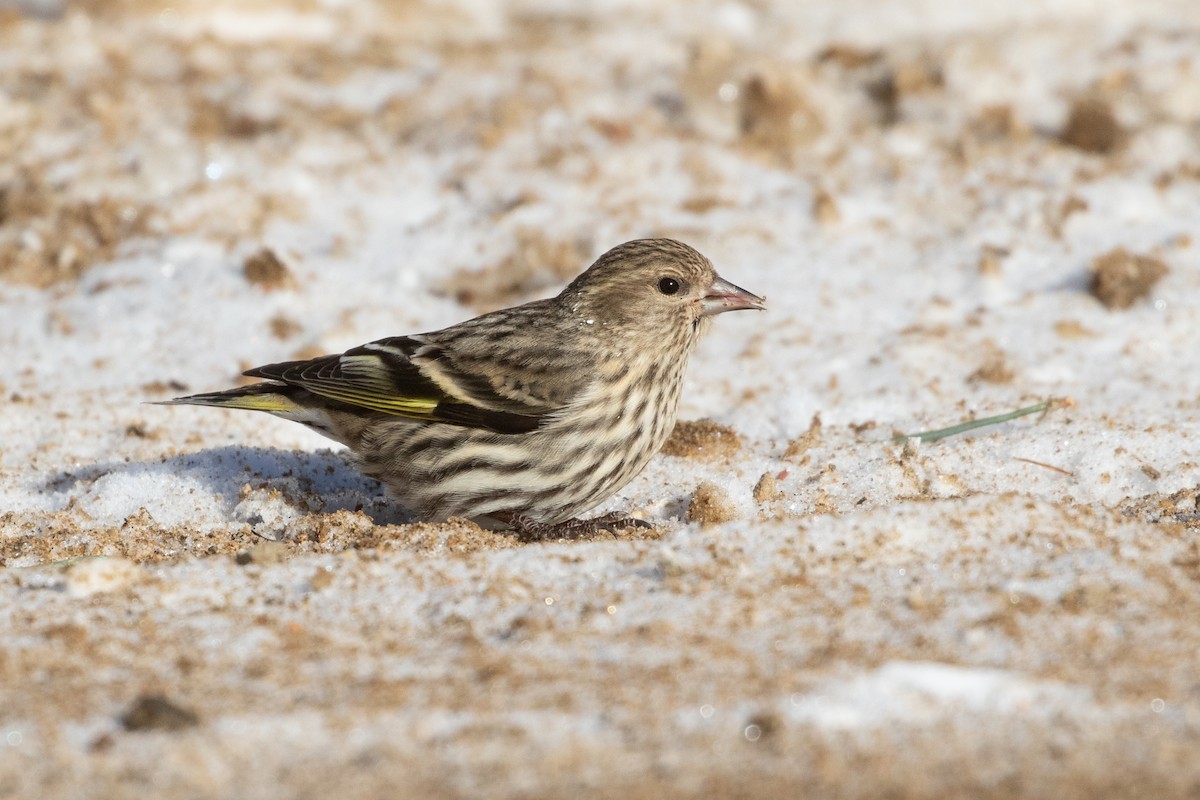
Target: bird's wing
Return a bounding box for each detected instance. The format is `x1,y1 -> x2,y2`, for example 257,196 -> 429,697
242,334 -> 568,435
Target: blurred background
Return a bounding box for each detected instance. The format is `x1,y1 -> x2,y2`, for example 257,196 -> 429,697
3,0 -> 1196,435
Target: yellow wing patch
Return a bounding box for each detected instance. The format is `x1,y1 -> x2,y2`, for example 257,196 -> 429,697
300,354 -> 441,417
207,394 -> 300,413
303,386 -> 440,416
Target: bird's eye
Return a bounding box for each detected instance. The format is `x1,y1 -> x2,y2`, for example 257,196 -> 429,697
658,277 -> 681,295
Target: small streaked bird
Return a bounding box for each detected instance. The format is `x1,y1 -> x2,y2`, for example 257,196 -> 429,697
162,238 -> 765,535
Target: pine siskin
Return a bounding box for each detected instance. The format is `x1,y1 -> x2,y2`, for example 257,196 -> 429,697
162,238 -> 765,533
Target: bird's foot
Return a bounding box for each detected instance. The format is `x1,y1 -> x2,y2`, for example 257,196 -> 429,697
505,512 -> 654,542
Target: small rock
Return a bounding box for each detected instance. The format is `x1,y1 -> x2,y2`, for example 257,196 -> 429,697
120,694 -> 199,732
1061,96 -> 1123,154
1090,248 -> 1168,309
745,711 -> 781,739
268,313 -> 303,340
243,247 -> 296,290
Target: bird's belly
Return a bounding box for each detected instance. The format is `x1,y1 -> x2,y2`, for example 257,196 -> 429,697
356,382 -> 680,524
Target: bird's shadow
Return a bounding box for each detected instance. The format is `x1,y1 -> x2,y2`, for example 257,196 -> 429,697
43,445 -> 418,526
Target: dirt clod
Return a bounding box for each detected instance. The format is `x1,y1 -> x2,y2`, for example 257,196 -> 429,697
120,694 -> 200,732
1090,248 -> 1168,309
783,414 -> 822,461
662,419 -> 743,460
1061,96 -> 1123,153
268,314 -> 303,340
753,472 -> 781,503
739,63 -> 824,154
816,44 -> 882,69
978,245 -> 1009,276
243,248 -> 296,290
968,342 -> 1015,385
687,481 -> 737,525
813,188 -> 841,226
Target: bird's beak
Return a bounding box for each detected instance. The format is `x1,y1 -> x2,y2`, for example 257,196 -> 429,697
700,276 -> 767,316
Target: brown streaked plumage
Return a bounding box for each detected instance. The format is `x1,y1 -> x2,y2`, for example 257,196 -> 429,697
160,238 -> 765,531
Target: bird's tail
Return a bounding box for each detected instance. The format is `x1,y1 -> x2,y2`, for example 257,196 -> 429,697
152,383 -> 356,445
153,383 -> 302,414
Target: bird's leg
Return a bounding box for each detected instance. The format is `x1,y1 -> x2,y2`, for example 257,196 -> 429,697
504,512 -> 654,542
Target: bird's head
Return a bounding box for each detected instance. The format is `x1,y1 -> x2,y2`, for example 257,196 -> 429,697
561,238 -> 765,342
